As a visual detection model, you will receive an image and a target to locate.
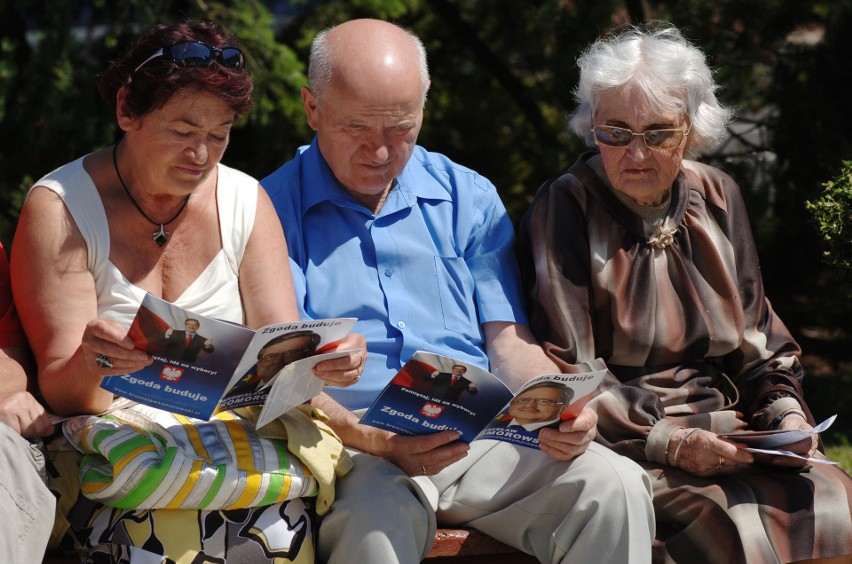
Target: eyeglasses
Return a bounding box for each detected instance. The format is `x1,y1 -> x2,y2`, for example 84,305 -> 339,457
258,347 -> 315,364
133,41 -> 246,74
591,124 -> 690,149
511,397 -> 564,407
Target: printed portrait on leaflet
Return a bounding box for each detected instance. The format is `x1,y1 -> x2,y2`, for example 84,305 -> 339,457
162,318 -> 215,364
234,330 -> 321,391
495,383 -> 574,432
423,364 -> 478,401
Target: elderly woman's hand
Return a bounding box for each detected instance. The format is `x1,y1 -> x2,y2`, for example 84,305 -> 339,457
668,428 -> 754,476
81,319 -> 152,376
767,412 -> 817,469
312,332 -> 367,388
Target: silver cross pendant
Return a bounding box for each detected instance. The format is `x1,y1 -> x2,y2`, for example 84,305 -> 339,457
153,225 -> 170,247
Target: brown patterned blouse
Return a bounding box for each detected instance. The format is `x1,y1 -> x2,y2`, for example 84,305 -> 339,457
517,152 -> 812,463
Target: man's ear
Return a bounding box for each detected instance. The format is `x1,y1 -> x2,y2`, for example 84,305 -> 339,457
422,80 -> 431,108
301,86 -> 320,131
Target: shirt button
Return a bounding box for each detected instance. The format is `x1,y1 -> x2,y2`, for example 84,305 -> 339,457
397,321 -> 406,328
384,269 -> 393,277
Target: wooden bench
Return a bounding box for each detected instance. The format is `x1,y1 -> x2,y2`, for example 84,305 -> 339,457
45,528 -> 536,563
423,527 -> 537,563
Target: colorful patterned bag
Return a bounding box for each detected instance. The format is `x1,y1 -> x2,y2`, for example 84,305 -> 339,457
62,403 -> 317,510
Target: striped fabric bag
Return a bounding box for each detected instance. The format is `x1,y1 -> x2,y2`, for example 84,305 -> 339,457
62,403 -> 317,510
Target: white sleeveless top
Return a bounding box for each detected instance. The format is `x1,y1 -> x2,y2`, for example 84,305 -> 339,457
34,156 -> 256,328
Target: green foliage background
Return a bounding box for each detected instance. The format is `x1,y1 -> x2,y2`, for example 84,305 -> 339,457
0,0 -> 849,335
807,161 -> 852,293
0,0 -> 850,449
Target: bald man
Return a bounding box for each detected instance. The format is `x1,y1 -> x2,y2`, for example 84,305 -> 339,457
262,19 -> 653,564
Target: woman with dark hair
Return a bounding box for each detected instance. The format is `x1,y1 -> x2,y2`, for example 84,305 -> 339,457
12,21 -> 363,562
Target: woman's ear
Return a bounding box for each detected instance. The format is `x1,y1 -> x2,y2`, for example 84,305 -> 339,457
115,86 -> 136,132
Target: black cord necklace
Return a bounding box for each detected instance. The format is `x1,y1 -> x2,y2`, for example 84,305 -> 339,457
112,143 -> 190,247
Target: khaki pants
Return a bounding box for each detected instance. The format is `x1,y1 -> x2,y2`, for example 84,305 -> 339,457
0,423 -> 55,564
319,441 -> 654,564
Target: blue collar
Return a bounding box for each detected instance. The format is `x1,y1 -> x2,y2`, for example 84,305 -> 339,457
299,138 -> 452,218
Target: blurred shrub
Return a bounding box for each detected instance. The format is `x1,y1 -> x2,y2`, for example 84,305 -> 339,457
806,161 -> 852,294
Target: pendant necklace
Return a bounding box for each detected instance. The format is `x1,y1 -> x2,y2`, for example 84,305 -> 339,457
112,143 -> 190,247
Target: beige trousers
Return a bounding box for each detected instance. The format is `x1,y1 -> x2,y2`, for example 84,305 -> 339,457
0,423 -> 55,564
318,440 -> 654,563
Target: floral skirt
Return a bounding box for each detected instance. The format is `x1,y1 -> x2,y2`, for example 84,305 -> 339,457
48,449 -> 315,563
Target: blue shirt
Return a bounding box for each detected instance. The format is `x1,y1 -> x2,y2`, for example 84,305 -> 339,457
262,138 -> 527,409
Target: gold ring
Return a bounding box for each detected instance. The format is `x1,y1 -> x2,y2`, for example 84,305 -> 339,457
420,465 -> 427,475
717,455 -> 725,470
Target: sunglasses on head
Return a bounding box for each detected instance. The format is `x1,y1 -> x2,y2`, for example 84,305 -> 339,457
133,41 -> 246,74
591,124 -> 690,149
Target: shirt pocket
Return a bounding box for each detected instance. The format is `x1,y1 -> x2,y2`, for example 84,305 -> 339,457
434,256 -> 478,336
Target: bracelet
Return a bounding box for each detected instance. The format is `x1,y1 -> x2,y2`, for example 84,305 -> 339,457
664,428 -> 681,462
770,409 -> 806,430
671,428 -> 698,467
665,428 -> 686,465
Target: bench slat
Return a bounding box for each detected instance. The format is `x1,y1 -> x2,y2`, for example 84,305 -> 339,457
423,528 -> 538,562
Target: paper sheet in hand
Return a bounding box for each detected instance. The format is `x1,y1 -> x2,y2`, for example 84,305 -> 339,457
254,348 -> 360,429
719,415 -> 838,465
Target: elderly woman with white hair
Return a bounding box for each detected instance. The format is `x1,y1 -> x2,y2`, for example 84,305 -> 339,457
517,24 -> 852,563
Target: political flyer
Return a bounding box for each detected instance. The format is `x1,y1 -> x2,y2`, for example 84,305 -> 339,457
718,415 -> 839,465
359,350 -> 607,449
100,292 -> 357,422
474,370 -> 606,449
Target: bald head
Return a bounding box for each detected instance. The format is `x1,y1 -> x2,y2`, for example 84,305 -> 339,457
300,19 -> 431,212
309,19 -> 429,107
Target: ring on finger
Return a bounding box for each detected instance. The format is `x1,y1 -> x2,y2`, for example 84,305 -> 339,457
95,353 -> 113,369
420,465 -> 427,475
717,455 -> 725,470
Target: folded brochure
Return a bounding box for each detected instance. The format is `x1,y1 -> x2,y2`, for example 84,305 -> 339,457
359,350 -> 606,449
719,414 -> 838,465
100,292 -> 357,423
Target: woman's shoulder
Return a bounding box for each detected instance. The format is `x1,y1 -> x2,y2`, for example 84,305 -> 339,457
550,153 -> 596,187
33,155 -> 92,192
527,153 -> 599,218
26,154 -> 102,220
217,162 -> 260,189
216,162 -> 260,211
680,160 -> 745,215
680,159 -> 737,186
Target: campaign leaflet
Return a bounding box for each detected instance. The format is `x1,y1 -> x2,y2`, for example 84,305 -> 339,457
718,414 -> 839,465
359,351 -> 513,442
100,292 -> 357,422
359,351 -> 607,449
474,370 -> 606,449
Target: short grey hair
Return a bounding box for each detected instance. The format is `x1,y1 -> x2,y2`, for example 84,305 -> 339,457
568,25 -> 733,156
308,23 -> 430,108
